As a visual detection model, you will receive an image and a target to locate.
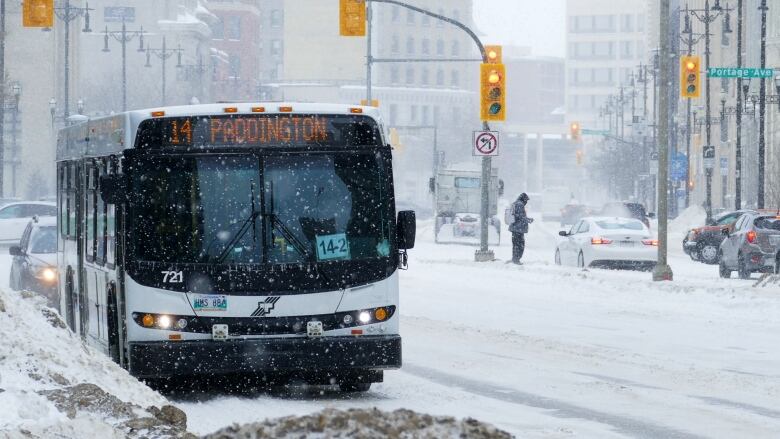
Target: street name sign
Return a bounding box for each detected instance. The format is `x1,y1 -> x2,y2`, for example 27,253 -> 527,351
473,131 -> 499,157
707,67 -> 774,78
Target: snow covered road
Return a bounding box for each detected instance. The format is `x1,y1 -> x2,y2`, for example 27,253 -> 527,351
177,219 -> 780,438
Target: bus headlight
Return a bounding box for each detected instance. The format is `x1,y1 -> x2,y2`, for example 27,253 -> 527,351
358,311 -> 371,324
157,315 -> 172,329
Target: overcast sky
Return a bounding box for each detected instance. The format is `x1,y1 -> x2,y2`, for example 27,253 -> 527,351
473,0 -> 566,58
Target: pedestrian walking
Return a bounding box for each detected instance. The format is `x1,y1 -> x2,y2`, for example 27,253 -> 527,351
509,193 -> 533,264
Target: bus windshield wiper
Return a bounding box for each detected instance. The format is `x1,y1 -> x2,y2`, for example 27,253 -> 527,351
264,212 -> 313,260
215,181 -> 260,264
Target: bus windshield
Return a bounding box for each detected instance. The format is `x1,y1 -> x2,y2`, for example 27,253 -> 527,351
129,151 -> 393,265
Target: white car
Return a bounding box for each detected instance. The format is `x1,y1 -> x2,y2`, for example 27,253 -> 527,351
0,201 -> 57,245
555,217 -> 658,271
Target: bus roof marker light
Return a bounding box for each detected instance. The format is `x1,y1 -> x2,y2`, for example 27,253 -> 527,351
350,107 -> 363,114
151,111 -> 165,118
279,106 -> 293,112
223,107 -> 238,113
251,106 -> 265,113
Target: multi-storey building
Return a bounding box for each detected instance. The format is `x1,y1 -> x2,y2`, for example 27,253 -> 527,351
566,0 -> 649,129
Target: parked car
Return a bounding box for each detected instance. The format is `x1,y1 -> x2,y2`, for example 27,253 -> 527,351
9,216 -> 58,308
560,203 -> 590,227
599,202 -> 654,228
555,216 -> 658,271
683,209 -> 756,264
719,213 -> 780,279
0,201 -> 57,245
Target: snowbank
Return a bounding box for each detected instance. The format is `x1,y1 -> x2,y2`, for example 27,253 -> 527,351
0,288 -> 188,437
202,408 -> 512,439
669,205 -> 706,237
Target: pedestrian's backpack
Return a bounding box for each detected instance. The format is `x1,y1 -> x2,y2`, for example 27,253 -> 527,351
504,202 -> 516,226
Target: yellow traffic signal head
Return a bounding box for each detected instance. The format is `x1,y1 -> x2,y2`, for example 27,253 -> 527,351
23,0 -> 54,27
480,63 -> 506,121
485,45 -> 502,64
570,122 -> 581,142
680,55 -> 701,98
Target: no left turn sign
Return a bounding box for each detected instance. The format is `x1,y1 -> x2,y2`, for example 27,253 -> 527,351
473,131 -> 499,157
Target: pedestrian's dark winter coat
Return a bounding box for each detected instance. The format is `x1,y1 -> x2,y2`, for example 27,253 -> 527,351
509,199 -> 530,234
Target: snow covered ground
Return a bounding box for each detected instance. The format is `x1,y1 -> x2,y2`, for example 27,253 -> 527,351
177,209 -> 780,438
1,206 -> 779,438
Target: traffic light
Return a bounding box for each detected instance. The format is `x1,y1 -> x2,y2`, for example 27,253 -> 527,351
480,63 -> 506,121
485,45 -> 502,64
576,148 -> 584,166
339,0 -> 366,37
680,55 -> 701,98
23,0 -> 54,28
570,122 -> 581,142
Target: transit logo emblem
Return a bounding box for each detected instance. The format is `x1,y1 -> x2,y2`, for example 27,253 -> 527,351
251,297 -> 280,317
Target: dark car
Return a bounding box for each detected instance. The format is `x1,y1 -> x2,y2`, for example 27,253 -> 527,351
683,210 -> 755,265
719,213 -> 780,279
9,216 -> 59,309
560,204 -> 590,227
600,202 -> 653,228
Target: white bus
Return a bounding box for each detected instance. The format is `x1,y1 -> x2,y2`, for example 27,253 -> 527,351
56,103 -> 415,391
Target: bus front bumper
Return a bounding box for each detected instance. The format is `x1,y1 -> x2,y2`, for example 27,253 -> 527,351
128,335 -> 401,379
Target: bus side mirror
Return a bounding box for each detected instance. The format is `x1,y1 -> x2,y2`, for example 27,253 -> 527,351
100,174 -> 127,205
397,210 -> 416,250
428,177 -> 435,194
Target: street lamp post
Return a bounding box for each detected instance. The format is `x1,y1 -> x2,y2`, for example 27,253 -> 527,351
49,98 -> 57,129
685,0 -> 732,224
102,20 -> 146,112
54,0 -> 92,120
757,0 -> 768,209
145,37 -> 183,107
735,0 -> 744,209
10,83 -> 19,197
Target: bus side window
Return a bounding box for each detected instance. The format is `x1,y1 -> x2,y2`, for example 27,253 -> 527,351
68,163 -> 77,238
59,165 -> 67,237
106,158 -> 117,266
86,163 -> 96,262
96,160 -> 107,265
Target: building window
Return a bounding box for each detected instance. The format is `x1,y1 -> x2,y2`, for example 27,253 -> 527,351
421,13 -> 430,26
270,10 -> 282,28
271,39 -> 282,56
621,14 -> 634,32
451,40 -> 460,57
620,41 -> 633,59
436,39 -> 444,56
411,105 -> 418,122
390,66 -> 400,84
451,70 -> 460,87
437,8 -> 445,27
226,16 -> 241,40
391,6 -> 400,22
422,105 -> 430,124
406,37 -> 415,55
211,19 -> 224,40
436,68 -> 444,86
570,15 -> 616,33
391,35 -> 399,54
421,67 -> 429,85
406,67 -> 414,85
637,14 -> 645,32
593,15 -> 615,32
421,38 -> 430,55
229,54 -> 241,79
407,9 -> 415,24
433,106 -> 440,125
389,103 -> 398,126
452,9 -> 460,23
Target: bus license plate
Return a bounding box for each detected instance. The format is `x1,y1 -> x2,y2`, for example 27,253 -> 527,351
193,295 -> 228,312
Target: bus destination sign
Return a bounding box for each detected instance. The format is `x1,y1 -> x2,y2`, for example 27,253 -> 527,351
169,115 -> 331,146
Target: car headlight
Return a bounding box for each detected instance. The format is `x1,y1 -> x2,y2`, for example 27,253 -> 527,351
35,267 -> 57,283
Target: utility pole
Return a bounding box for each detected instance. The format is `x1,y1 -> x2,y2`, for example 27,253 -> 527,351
654,0 -> 673,282
758,0 -> 767,209
735,0 -> 743,209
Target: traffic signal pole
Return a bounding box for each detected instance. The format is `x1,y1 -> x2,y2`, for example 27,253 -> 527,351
654,0 -> 674,282
361,0 -> 496,261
